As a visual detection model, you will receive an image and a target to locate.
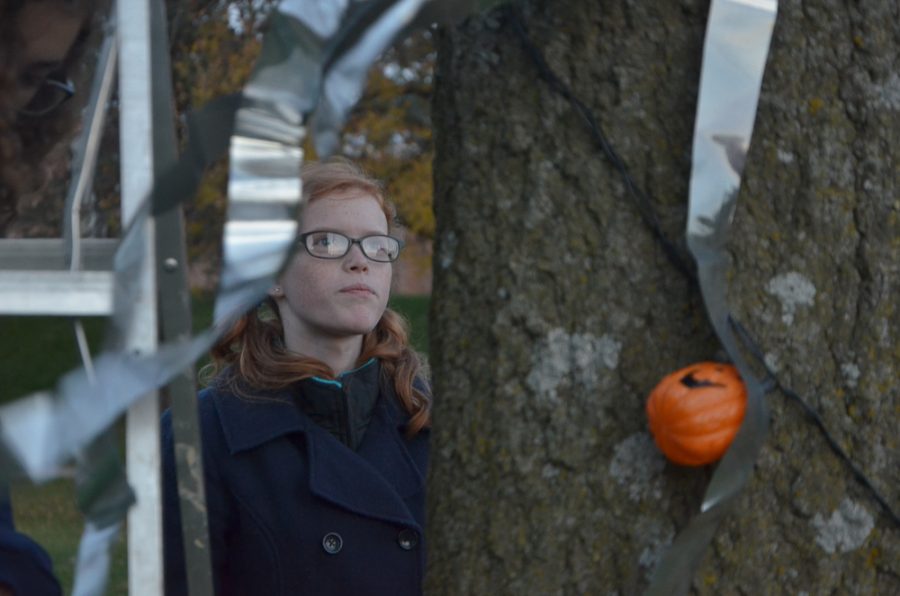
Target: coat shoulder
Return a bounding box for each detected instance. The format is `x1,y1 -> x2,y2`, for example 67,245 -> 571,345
161,385 -> 231,460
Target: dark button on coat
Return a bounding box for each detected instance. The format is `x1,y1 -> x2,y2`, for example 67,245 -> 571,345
162,371 -> 429,596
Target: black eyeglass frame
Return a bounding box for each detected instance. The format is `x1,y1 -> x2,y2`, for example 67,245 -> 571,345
18,77 -> 76,117
297,231 -> 405,263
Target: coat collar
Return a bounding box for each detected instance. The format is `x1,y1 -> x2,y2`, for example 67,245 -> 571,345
210,363 -> 426,529
305,397 -> 426,528
295,358 -> 380,451
214,359 -> 393,454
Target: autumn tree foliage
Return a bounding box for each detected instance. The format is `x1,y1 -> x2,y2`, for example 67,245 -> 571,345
344,31 -> 436,241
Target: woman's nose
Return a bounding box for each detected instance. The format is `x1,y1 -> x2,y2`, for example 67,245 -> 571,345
344,243 -> 369,271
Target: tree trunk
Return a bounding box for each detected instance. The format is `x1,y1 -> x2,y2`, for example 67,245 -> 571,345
426,1 -> 899,594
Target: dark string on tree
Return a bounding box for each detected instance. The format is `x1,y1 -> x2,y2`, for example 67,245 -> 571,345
505,7 -> 899,528
730,318 -> 900,527
504,10 -> 697,284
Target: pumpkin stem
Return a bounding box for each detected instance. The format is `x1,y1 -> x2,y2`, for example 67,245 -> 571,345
680,372 -> 725,388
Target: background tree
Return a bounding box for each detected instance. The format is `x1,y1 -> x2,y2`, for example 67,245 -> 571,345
426,1 -> 898,593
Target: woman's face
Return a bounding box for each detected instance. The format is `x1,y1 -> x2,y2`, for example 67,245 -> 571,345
275,189 -> 393,348
12,1 -> 85,110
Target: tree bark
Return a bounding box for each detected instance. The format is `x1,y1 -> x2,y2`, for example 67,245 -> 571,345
426,1 -> 899,594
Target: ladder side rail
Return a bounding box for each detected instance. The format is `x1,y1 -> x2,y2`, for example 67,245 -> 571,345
117,0 -> 163,593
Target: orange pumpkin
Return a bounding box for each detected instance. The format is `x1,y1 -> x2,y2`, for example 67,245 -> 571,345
645,362 -> 747,466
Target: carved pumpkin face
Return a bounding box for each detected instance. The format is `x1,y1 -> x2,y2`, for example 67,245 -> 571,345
645,362 -> 747,466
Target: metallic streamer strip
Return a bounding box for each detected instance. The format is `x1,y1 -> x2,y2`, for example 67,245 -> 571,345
279,0 -> 348,38
313,0 -> 510,139
73,321 -> 97,385
311,0 -> 430,156
65,9 -> 117,443
64,21 -> 120,592
646,1 -> 778,594
213,0 -> 318,324
71,433 -> 133,596
71,521 -> 122,596
64,10 -> 117,270
0,324 -> 221,483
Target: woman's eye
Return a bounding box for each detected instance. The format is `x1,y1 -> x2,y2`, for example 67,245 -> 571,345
310,233 -> 334,247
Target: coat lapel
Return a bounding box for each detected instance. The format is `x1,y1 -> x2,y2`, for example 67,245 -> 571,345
213,389 -> 305,454
212,376 -> 426,530
305,395 -> 425,530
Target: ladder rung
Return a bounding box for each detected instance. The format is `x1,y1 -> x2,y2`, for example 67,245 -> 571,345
0,271 -> 115,316
0,238 -> 117,271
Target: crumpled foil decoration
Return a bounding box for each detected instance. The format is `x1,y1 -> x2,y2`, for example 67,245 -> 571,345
645,0 -> 778,594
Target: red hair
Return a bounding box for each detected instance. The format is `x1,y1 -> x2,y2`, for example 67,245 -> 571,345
206,158 -> 430,435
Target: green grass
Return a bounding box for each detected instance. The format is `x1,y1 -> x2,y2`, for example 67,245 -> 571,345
1,293 -> 429,594
0,316 -> 106,403
10,480 -> 129,594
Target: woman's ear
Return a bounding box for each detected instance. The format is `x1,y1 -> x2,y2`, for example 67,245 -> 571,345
268,285 -> 284,299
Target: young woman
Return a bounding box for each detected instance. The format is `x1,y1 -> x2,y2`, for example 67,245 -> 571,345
162,158 -> 432,596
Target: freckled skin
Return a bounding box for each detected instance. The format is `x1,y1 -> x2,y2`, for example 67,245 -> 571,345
273,190 -> 392,371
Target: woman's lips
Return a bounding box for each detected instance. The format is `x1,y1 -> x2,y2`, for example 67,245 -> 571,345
340,284 -> 375,296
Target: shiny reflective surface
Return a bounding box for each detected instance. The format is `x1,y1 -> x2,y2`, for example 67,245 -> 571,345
647,1 -> 778,594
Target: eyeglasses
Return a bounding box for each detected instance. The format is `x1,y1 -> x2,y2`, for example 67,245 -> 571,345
19,77 -> 75,117
298,231 -> 404,262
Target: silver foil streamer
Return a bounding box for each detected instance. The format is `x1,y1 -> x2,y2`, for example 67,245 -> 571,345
310,0 -> 430,156
214,0 -> 328,323
646,0 -> 777,594
71,521 -> 121,596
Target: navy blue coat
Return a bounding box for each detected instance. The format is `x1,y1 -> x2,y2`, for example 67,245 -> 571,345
162,365 -> 429,596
